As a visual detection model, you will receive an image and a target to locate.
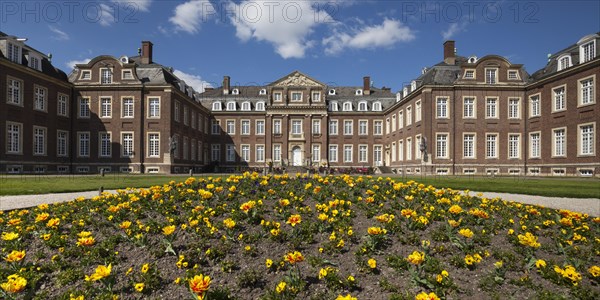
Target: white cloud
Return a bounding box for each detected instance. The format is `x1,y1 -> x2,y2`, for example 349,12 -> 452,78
65,58 -> 91,70
227,0 -> 332,59
49,26 -> 69,41
323,19 -> 415,55
174,70 -> 212,93
441,22 -> 468,40
98,4 -> 116,26
170,0 -> 215,34
111,0 -> 152,12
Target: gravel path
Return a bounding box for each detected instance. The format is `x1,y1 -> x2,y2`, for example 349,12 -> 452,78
1,190 -> 598,217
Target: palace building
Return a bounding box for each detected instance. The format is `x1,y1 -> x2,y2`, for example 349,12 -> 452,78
1,31 -> 598,176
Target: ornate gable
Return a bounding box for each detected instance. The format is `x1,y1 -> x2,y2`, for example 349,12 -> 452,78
270,71 -> 325,88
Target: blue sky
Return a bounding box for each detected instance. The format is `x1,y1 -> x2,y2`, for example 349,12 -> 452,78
2,0 -> 599,92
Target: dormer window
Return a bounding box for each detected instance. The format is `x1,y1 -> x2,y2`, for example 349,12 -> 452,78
241,101 -> 251,111
464,69 -> 475,79
411,81 -> 416,91
403,87 -> 408,97
396,92 -> 401,102
580,40 -> 596,63
122,69 -> 134,80
355,89 -> 363,96
507,70 -> 520,80
259,89 -> 266,95
468,56 -> 478,63
485,68 -> 497,84
372,102 -> 382,111
256,101 -> 265,111
328,89 -> 336,95
212,102 -> 222,111
7,42 -> 21,63
28,56 -> 40,71
100,68 -> 112,84
80,70 -> 91,80
330,101 -> 338,111
226,101 -> 236,111
232,88 -> 240,95
358,101 -> 367,111
557,55 -> 572,71
343,102 -> 352,111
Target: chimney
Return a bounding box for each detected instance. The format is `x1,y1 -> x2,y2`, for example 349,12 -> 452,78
223,76 -> 230,95
363,76 -> 371,95
141,41 -> 153,64
443,40 -> 455,65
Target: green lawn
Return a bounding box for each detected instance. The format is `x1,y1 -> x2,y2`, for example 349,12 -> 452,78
0,173 -> 598,198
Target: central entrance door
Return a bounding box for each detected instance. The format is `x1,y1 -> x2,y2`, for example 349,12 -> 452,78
292,146 -> 302,166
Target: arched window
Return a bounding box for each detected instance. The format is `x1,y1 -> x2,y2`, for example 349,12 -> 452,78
343,102 -> 352,111
355,89 -> 363,96
328,89 -> 336,95
329,101 -> 338,111
255,101 -> 265,111
212,102 -> 222,111
226,101 -> 236,111
557,55 -> 572,71
372,102 -> 382,111
232,88 -> 240,95
241,101 -> 251,111
358,101 -> 368,111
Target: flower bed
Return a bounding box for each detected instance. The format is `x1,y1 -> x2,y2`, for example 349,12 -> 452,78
1,173 -> 599,299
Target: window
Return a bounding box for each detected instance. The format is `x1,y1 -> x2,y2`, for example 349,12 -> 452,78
198,141 -> 203,162
553,128 -> 566,157
358,101 -> 367,111
291,92 -> 302,101
372,102 -> 382,111
101,68 -> 112,84
343,102 -> 352,111
580,77 -> 595,105
28,56 -> 38,70
406,138 -> 412,160
359,145 -> 368,163
227,102 -> 236,111
529,94 -> 540,117
358,120 -> 368,135
100,97 -> 112,118
211,120 -> 221,135
579,123 -> 595,155
212,102 -> 222,111
256,145 -> 265,162
580,41 -> 596,63
391,142 -> 396,161
58,94 -> 69,116
436,97 -> 448,118
273,119 -> 282,135
330,101 -> 339,111
6,122 -> 22,154
373,120 -> 383,135
191,112 -> 196,129
78,132 -> 90,157
485,98 -> 498,118
259,89 -> 267,95
485,68 -> 497,84
183,106 -> 189,125
415,100 -> 422,122
312,144 -> 321,162
415,134 -> 422,160
463,97 -> 475,118
385,118 -> 390,134
508,134 -> 520,159
122,133 -> 134,157
241,102 -> 251,111
558,55 -> 572,71
530,132 -> 541,158
392,115 -> 396,132
191,139 -> 196,161
122,69 -> 134,79
7,42 -> 21,63
436,134 -> 448,158
329,89 -> 336,95
356,89 -> 363,95
34,86 -> 47,111
312,119 -> 321,135
553,86 -> 566,112
398,140 -> 404,161
508,98 -> 520,119
398,111 -> 404,129
273,92 -> 282,101
464,69 -> 475,79
80,70 -> 91,80
312,92 -> 321,102
406,106 -> 412,125
225,144 -> 236,162
486,134 -> 498,158
232,88 -> 239,95
343,145 -> 353,162
463,134 -> 475,158
508,70 -> 519,80
256,102 -> 265,111
172,135 -> 180,158
148,133 -> 160,157
79,98 -> 90,118
291,120 -> 302,134
329,145 -> 338,162
122,97 -> 134,118
329,120 -> 338,135
241,145 -> 250,162
273,144 -> 281,162
256,120 -> 265,135
241,120 -> 250,135
99,132 -> 112,157
373,145 -> 382,166
226,120 -> 235,135
174,101 -> 180,122
57,131 -> 68,157
7,78 -> 22,105
343,120 -> 353,135
211,144 -> 220,162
